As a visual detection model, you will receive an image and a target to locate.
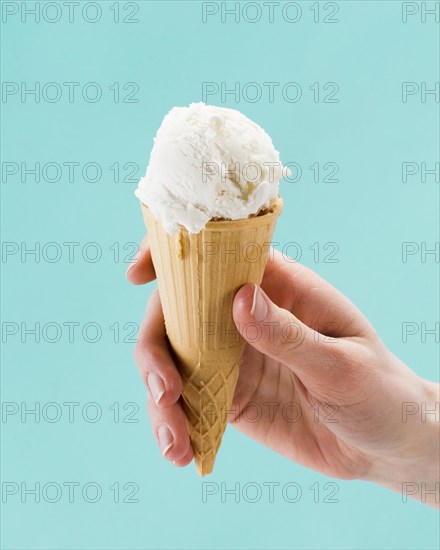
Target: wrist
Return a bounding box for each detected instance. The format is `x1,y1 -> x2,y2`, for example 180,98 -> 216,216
368,379 -> 440,508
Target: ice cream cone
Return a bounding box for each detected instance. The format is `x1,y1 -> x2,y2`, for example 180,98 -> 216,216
142,198 -> 283,475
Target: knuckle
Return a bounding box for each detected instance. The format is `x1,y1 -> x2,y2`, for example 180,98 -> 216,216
280,320 -> 307,352
166,372 -> 183,398
133,343 -> 162,381
264,317 -> 306,357
326,341 -> 374,385
138,346 -> 182,399
136,345 -> 162,372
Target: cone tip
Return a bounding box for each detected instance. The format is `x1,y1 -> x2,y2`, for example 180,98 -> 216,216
195,454 -> 215,477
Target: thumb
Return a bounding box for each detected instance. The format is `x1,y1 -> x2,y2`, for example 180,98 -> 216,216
233,284 -> 336,379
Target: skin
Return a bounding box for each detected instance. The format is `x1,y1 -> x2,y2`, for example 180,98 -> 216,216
128,237 -> 439,509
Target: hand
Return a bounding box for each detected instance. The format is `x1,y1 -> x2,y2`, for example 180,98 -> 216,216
128,237 -> 439,508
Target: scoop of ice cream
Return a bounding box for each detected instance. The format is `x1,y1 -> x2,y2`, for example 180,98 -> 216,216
135,102 -> 288,234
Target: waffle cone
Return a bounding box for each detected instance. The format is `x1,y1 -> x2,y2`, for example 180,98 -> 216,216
142,199 -> 282,475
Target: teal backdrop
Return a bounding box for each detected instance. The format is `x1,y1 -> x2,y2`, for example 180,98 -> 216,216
1,1 -> 439,549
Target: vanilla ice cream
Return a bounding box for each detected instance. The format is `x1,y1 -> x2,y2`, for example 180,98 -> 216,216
135,102 -> 288,234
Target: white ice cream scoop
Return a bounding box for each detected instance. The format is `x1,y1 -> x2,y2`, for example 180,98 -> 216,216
135,102 -> 289,234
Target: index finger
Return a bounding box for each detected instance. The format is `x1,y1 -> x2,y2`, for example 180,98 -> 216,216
262,249 -> 374,339
126,234 -> 156,285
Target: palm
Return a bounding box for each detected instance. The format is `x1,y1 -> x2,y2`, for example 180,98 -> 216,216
230,350 -> 369,479
229,260 -> 371,480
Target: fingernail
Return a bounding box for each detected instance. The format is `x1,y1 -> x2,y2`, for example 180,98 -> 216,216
250,284 -> 268,322
158,425 -> 173,457
148,373 -> 166,405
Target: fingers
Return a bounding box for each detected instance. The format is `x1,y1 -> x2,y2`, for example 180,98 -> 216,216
134,290 -> 182,407
261,250 -> 372,339
126,234 -> 156,285
147,399 -> 194,466
233,283 -> 347,384
134,290 -> 194,466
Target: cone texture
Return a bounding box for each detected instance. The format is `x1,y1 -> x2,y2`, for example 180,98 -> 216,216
142,199 -> 282,475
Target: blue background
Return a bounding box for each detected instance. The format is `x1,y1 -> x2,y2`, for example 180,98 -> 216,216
1,1 -> 439,549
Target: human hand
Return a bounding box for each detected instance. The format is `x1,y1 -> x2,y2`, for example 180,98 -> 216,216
128,237 -> 439,508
